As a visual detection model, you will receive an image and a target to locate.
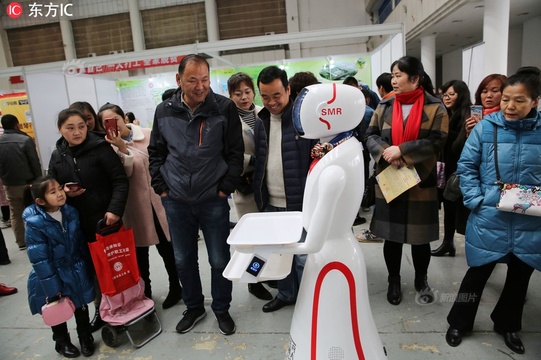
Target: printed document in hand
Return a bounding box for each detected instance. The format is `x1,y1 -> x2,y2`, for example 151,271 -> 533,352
376,165 -> 421,203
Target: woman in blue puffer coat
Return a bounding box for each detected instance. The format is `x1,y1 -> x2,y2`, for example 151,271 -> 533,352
24,176 -> 96,358
445,67 -> 541,355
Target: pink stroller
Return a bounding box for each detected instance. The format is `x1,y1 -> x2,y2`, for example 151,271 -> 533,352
89,220 -> 162,348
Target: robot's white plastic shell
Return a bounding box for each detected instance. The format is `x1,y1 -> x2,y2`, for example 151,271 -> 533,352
293,83 -> 366,142
223,83 -> 386,359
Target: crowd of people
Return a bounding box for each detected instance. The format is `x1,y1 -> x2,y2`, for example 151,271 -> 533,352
0,53 -> 540,357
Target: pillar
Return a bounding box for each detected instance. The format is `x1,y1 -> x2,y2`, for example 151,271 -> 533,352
483,0 -> 509,75
0,22 -> 13,92
286,0 -> 301,58
60,18 -> 76,60
128,0 -> 145,51
420,34 -> 436,86
205,0 -> 219,42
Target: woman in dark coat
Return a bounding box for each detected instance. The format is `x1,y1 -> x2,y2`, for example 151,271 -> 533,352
48,108 -> 129,332
366,56 -> 448,306
431,80 -> 471,256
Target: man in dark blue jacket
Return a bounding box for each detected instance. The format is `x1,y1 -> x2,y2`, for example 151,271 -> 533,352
148,54 -> 243,335
253,66 -> 316,313
0,114 -> 42,250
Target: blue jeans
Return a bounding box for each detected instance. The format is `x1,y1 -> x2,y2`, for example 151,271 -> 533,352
264,205 -> 306,303
161,195 -> 232,313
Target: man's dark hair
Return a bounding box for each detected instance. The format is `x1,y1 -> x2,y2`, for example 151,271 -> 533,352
342,76 -> 359,87
376,72 -> 393,93
257,66 -> 288,89
289,71 -> 318,101
178,54 -> 209,76
360,88 -> 372,106
1,114 -> 19,129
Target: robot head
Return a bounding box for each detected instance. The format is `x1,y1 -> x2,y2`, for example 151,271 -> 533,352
293,83 -> 366,140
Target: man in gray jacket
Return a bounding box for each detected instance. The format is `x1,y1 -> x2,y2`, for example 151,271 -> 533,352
0,114 -> 42,250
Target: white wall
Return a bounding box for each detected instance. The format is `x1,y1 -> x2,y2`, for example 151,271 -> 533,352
440,48 -> 462,85
522,16 -> 541,68
462,43 -> 485,103
507,25 -> 523,75
370,33 -> 404,90
25,73 -> 71,169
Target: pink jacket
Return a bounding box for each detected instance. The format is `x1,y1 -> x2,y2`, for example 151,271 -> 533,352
118,126 -> 170,246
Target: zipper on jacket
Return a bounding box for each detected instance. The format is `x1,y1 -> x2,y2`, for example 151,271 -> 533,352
199,120 -> 205,146
258,121 -> 270,211
72,157 -> 83,186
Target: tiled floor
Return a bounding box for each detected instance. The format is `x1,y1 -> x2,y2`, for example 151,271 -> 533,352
1,207 -> 540,359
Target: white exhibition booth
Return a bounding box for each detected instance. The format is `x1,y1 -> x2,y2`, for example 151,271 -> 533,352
15,26 -> 404,170
25,72 -> 119,166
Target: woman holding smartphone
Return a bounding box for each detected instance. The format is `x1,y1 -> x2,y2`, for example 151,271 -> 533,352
97,103 -> 183,310
48,108 -> 129,332
463,74 -> 507,136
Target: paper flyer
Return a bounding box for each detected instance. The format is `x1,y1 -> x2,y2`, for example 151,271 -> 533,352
376,165 -> 421,203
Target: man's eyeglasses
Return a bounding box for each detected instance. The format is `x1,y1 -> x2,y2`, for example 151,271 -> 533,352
442,93 -> 456,99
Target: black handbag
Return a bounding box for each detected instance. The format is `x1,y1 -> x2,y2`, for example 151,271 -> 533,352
361,173 -> 376,208
443,172 -> 461,201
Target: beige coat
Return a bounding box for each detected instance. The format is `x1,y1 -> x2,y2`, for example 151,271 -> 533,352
232,105 -> 261,218
118,126 -> 170,246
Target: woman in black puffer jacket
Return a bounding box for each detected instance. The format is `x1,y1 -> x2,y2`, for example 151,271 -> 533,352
48,108 -> 129,333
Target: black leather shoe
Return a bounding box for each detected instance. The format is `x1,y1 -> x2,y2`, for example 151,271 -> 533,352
54,333 -> 80,358
495,328 -> 525,354
248,283 -> 273,300
431,240 -> 456,257
387,276 -> 402,305
79,333 -> 95,357
446,327 -> 463,347
262,297 -> 294,313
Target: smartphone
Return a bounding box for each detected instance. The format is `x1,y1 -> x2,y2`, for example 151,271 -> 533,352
65,182 -> 82,191
470,105 -> 483,120
104,117 -> 118,139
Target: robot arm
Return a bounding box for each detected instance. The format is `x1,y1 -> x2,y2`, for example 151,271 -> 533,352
279,165 -> 346,255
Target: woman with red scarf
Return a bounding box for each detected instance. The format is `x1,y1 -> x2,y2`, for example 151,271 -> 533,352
366,56 -> 448,306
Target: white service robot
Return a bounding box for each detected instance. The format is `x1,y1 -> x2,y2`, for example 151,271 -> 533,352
223,83 -> 387,360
